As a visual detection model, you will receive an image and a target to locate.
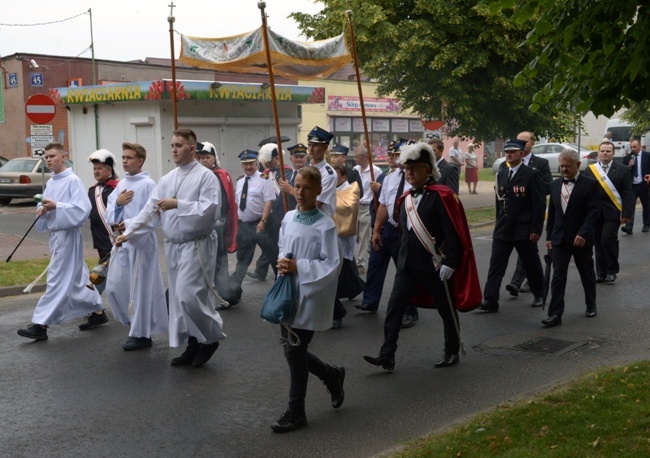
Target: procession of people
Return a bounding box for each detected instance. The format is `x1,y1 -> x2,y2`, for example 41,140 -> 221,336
14,126 -> 649,432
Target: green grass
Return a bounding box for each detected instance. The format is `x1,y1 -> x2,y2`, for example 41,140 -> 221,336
465,207 -> 495,226
0,258 -> 97,287
392,362 -> 650,457
461,168 -> 496,182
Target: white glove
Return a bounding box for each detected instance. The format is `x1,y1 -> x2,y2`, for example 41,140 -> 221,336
439,265 -> 455,281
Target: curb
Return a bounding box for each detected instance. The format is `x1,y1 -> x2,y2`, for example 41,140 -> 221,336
0,283 -> 46,298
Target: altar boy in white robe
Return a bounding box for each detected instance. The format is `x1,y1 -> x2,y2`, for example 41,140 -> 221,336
18,143 -> 103,341
106,142 -> 168,351
115,129 -> 225,367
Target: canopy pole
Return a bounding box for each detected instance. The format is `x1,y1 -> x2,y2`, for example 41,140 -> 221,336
258,1 -> 289,213
345,10 -> 378,211
168,2 -> 179,130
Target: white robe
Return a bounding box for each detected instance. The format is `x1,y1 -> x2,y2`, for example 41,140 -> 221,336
33,168 -> 102,325
278,208 -> 341,331
105,171 -> 168,338
124,161 -> 226,347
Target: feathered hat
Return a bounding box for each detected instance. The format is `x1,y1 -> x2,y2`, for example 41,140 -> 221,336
197,141 -> 220,167
258,143 -> 283,167
88,149 -> 118,178
398,142 -> 440,181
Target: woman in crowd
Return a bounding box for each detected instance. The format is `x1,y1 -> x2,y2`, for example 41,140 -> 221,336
464,144 -> 479,194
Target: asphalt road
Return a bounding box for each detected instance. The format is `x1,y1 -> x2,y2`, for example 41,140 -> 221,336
1,196 -> 650,457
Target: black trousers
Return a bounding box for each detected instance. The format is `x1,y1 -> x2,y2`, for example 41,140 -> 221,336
380,264 -> 459,358
547,242 -> 596,317
626,183 -> 650,228
483,238 -> 544,308
281,326 -> 335,415
508,241 -> 540,288
595,216 -> 621,277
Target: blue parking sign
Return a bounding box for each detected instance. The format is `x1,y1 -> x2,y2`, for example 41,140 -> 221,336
8,73 -> 18,87
30,72 -> 43,87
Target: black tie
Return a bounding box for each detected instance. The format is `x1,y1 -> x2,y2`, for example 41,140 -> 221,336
239,176 -> 250,211
507,169 -> 514,182
633,156 -> 639,178
393,170 -> 405,222
602,164 -> 609,174
563,178 -> 576,184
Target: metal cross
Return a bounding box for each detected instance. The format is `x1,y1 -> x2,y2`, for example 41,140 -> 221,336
168,2 -> 176,16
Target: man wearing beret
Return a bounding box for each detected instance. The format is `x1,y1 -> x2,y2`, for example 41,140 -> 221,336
479,138 -> 546,312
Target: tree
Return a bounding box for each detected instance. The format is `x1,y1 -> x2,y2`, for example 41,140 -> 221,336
291,0 -> 576,142
504,0 -> 650,118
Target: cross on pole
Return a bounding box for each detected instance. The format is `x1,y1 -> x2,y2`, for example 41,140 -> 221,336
168,2 -> 175,16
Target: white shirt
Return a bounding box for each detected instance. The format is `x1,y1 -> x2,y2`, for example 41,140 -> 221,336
236,170 -> 275,222
379,168 -> 412,226
354,164 -> 383,204
448,146 -> 463,166
313,160 -> 337,217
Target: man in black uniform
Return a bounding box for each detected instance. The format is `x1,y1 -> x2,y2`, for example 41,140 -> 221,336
479,138 -> 546,312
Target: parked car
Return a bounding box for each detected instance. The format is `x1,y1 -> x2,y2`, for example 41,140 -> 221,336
491,142 -> 597,176
0,157 -> 73,205
0,156 -> 8,168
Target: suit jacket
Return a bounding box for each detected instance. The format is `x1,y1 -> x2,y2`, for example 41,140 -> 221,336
500,154 -> 553,195
622,151 -> 650,183
436,158 -> 460,194
546,174 -> 600,247
347,166 -> 364,199
583,162 -> 634,221
493,164 -> 546,241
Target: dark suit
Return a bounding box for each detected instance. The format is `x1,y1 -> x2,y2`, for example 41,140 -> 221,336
379,183 -> 463,359
622,151 -> 650,229
546,174 -> 600,318
506,154 -> 554,288
436,158 -> 460,194
584,162 -> 633,277
483,164 -> 546,309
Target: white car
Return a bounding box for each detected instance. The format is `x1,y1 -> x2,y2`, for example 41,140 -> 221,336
492,142 -> 597,175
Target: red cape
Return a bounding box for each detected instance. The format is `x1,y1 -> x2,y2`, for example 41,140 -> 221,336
213,168 -> 238,253
400,184 -> 482,312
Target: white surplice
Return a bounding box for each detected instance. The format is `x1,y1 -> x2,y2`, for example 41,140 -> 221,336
278,208 -> 342,331
105,171 -> 167,338
32,168 -> 102,325
124,161 -> 226,347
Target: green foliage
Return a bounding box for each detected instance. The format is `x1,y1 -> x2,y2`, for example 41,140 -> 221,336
505,0 -> 650,117
290,0 -> 576,142
621,101 -> 650,135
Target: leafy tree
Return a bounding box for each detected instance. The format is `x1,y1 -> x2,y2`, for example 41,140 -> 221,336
291,0 -> 577,142
504,0 -> 650,118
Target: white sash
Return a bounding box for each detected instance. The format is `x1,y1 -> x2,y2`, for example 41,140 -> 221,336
405,194 -> 444,267
270,170 -> 281,196
589,163 -> 622,212
95,185 -> 116,243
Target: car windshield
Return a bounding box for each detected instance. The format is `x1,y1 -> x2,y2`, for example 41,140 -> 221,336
1,159 -> 38,173
564,142 -> 591,153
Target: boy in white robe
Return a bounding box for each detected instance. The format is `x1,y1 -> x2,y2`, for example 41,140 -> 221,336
105,142 -> 167,351
18,143 -> 103,341
115,129 -> 225,367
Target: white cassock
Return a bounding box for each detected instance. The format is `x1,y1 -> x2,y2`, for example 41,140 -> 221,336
278,208 -> 342,331
33,168 -> 102,325
105,171 -> 168,338
124,161 -> 226,347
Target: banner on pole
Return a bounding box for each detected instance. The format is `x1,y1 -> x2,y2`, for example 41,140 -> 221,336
180,28 -> 350,80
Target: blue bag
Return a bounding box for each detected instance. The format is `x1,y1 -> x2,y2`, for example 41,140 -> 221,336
260,253 -> 298,324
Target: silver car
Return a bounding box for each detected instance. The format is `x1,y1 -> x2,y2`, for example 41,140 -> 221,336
492,142 -> 597,175
0,157 -> 73,205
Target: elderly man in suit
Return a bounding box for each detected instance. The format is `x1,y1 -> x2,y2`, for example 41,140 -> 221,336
543,149 -> 601,326
621,139 -> 650,234
505,131 -> 553,297
479,138 -> 546,312
584,141 -> 633,284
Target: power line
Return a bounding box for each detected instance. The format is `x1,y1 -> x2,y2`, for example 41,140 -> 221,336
0,11 -> 88,27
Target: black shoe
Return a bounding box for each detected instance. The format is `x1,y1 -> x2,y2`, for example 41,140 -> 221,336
216,300 -> 237,311
542,315 -> 562,327
354,303 -> 377,313
193,341 -> 220,367
596,276 -> 606,283
271,410 -> 307,433
478,301 -> 499,313
122,336 -> 152,351
171,339 -> 199,366
17,324 -> 48,341
505,283 -> 519,297
401,314 -> 417,328
621,226 -> 633,235
327,366 -> 345,409
78,311 -> 109,330
520,281 -> 531,293
603,274 -> 616,284
434,353 -> 459,368
246,271 -> 267,281
531,296 -> 544,307
643,225 -> 650,233
363,354 -> 395,372
331,318 -> 342,329
585,306 -> 597,318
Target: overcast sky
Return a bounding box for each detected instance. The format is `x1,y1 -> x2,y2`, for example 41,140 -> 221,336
0,0 -> 323,62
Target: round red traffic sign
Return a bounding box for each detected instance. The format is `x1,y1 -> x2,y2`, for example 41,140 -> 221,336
25,94 -> 57,124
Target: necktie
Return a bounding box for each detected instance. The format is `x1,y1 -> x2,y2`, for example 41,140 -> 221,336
563,178 -> 576,184
239,176 -> 250,211
602,164 -> 609,174
633,156 -> 639,178
393,170 -> 405,222
507,169 -> 514,182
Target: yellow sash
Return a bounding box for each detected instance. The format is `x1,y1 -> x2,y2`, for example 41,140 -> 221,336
589,164 -> 622,212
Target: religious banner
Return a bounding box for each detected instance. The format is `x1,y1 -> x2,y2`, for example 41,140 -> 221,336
179,28 -> 350,80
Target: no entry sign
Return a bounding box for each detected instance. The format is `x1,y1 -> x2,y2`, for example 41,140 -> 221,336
25,94 -> 56,124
